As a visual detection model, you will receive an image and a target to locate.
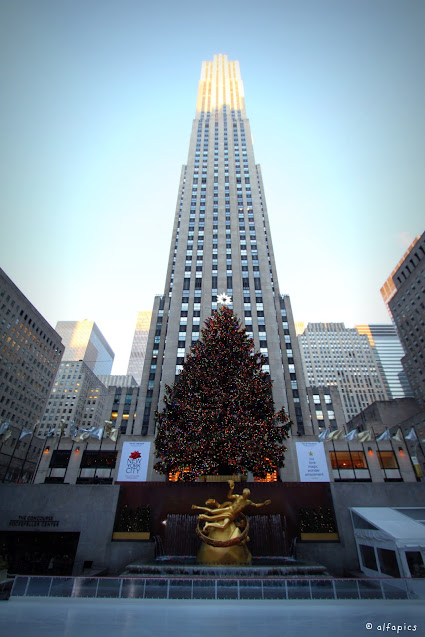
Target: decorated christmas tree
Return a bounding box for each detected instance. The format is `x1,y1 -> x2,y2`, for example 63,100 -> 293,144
154,302 -> 291,481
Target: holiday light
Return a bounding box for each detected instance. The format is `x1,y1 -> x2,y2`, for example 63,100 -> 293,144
154,306 -> 291,481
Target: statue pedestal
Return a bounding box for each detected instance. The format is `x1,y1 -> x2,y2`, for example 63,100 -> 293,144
197,523 -> 252,565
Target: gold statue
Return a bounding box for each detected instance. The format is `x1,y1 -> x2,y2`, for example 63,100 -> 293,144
192,480 -> 271,564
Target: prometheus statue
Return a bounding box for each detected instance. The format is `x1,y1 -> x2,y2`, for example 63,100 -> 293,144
192,480 -> 271,564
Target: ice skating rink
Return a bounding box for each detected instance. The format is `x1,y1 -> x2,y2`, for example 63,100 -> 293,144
1,598 -> 424,637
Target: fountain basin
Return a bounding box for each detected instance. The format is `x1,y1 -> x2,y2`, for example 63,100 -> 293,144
122,556 -> 329,578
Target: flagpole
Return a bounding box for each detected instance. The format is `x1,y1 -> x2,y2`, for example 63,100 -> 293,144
3,428 -> 22,482
388,431 -> 402,477
330,435 -> 341,481
94,427 -> 104,482
401,428 -> 421,481
32,433 -> 49,483
0,421 -> 10,455
111,428 -> 120,481
17,429 -> 36,482
372,427 -> 388,481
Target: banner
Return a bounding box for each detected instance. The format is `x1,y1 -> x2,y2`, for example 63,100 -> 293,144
116,441 -> 151,482
296,442 -> 330,482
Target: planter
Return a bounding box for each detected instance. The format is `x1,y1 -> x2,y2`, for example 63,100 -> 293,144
112,532 -> 150,541
300,532 -> 339,541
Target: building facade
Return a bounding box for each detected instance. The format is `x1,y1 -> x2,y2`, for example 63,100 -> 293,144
36,360 -> 107,438
0,268 -> 64,430
55,320 -> 114,376
355,324 -> 412,399
381,231 -> 425,406
306,385 -> 346,434
298,322 -> 389,423
126,311 -> 152,384
133,54 -> 310,460
98,374 -> 139,435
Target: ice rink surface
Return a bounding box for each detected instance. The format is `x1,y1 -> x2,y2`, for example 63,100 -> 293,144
1,598 -> 424,637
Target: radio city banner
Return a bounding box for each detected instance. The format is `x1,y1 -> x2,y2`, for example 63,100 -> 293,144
295,442 -> 330,482
117,441 -> 151,482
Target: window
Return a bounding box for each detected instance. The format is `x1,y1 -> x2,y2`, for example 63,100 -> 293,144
49,450 -> 71,468
377,548 -> 400,577
80,451 -> 117,468
359,544 -> 378,571
378,451 -> 398,469
329,451 -> 367,470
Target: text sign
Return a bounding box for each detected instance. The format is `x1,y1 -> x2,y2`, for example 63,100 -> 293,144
116,441 -> 151,482
296,442 -> 330,482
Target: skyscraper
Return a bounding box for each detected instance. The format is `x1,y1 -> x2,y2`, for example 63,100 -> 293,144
134,55 -> 310,467
55,320 -> 114,376
298,322 -> 389,423
0,267 -> 64,430
381,231 -> 425,405
355,324 -> 412,399
127,311 -> 152,384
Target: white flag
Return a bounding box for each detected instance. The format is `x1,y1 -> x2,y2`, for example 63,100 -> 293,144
376,429 -> 391,441
405,427 -> 418,441
46,427 -> 56,437
0,421 -> 10,436
318,429 -> 329,441
392,428 -> 403,442
358,430 -> 373,442
328,429 -> 343,440
19,428 -> 32,440
344,429 -> 358,441
78,426 -> 104,441
69,420 -> 77,437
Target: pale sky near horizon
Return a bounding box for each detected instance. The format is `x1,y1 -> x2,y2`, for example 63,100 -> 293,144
1,0 -> 424,374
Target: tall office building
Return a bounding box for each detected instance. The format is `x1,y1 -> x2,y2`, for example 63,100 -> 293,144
381,232 -> 425,405
36,360 -> 107,438
0,267 -> 64,430
0,267 -> 64,481
134,55 -> 310,460
55,320 -> 114,376
298,322 -> 389,423
355,324 -> 412,399
127,311 -> 152,384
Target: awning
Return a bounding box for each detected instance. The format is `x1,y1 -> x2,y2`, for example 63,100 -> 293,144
351,507 -> 425,549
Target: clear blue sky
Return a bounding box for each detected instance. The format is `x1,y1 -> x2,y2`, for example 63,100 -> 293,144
1,0 -> 424,374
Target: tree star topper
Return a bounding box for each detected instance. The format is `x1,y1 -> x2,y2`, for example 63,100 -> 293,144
217,292 -> 232,306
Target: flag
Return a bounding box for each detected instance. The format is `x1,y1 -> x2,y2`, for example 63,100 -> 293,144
108,428 -> 119,442
392,428 -> 403,442
344,429 -> 358,441
318,429 -> 329,441
376,429 -> 391,442
2,430 -> 12,443
405,427 -> 418,442
358,430 -> 373,442
19,428 -> 32,440
69,420 -> 77,437
0,421 -> 10,436
46,427 -> 56,437
76,426 -> 104,441
328,429 -> 343,440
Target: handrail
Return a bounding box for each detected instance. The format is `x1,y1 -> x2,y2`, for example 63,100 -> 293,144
9,574 -> 424,601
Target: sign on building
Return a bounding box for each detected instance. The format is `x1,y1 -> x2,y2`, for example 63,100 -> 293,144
116,441 -> 151,482
296,442 -> 330,482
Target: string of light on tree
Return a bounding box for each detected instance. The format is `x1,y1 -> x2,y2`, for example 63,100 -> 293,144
154,306 -> 291,481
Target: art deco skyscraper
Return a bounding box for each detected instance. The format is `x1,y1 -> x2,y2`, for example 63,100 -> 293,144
135,55 -> 310,470
127,311 -> 152,384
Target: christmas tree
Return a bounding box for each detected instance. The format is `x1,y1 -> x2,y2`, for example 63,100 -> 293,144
154,304 -> 291,481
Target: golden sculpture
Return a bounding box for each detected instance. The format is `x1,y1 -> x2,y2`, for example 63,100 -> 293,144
192,480 -> 271,564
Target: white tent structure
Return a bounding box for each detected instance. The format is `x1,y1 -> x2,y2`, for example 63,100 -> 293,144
351,507 -> 425,578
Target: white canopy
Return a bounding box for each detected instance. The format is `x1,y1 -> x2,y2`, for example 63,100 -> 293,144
351,507 -> 425,549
